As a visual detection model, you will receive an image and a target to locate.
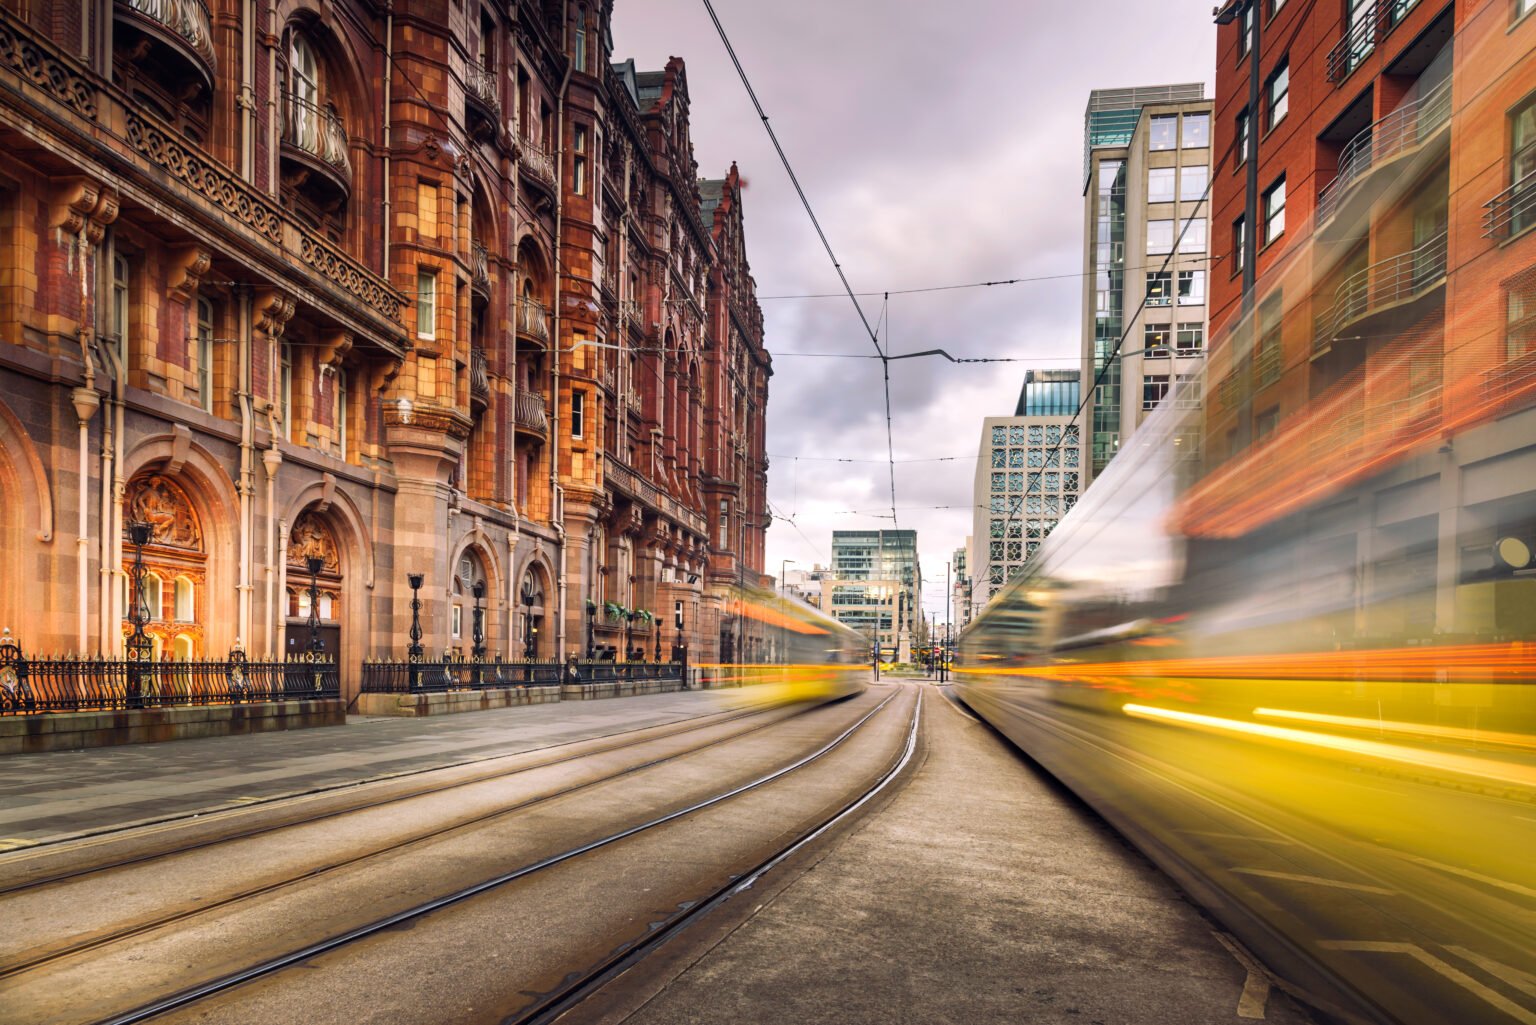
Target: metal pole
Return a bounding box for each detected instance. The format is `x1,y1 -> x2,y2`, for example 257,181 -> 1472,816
471,581 -> 485,662
305,555 -> 324,654
407,572 -> 424,691
125,521 -> 153,708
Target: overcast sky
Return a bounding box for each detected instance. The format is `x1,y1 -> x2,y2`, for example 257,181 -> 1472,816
611,0 -> 1218,624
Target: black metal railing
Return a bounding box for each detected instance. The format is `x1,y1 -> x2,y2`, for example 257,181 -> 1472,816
1483,170 -> 1536,240
359,656 -> 684,694
0,631 -> 338,715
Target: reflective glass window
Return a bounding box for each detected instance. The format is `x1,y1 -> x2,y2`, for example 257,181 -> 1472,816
1181,113 -> 1209,148
1180,164 -> 1209,202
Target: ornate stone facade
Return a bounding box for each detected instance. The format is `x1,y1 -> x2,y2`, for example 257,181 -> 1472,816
0,0 -> 770,694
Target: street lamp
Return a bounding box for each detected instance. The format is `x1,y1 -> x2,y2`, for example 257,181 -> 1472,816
470,580 -> 485,662
585,599 -> 596,660
653,611 -> 662,663
624,609 -> 635,662
125,521 -> 153,708
406,573 -> 425,662
521,579 -> 536,660
305,555 -> 324,655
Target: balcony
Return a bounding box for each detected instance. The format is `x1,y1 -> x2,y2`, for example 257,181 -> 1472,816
517,297 -> 550,345
1484,349 -> 1536,408
470,346 -> 489,412
113,0 -> 215,93
465,64 -> 499,143
519,135 -> 556,193
470,241 -> 491,303
1312,230 -> 1447,356
1326,0 -> 1421,84
1483,170 -> 1536,241
280,92 -> 351,201
1317,78 -> 1451,228
515,390 -> 548,437
1256,341 -> 1282,388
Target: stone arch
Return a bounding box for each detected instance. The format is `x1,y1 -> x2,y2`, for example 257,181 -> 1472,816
0,398 -> 53,544
448,532 -> 504,657
515,232 -> 554,307
122,434 -> 239,653
281,480 -> 375,699
275,3 -> 371,132
514,550 -> 557,660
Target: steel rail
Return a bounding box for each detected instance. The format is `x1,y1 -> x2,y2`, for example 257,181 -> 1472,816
84,686 -> 901,1025
0,697 -> 794,896
510,684 -> 923,1025
0,696 -> 847,980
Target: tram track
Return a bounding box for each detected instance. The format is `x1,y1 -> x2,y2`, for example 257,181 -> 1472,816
0,693 -> 853,984
0,696 -> 794,897
44,685 -> 914,1025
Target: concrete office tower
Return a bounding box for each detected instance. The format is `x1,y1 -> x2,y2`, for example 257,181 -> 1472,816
825,530 -> 921,662
951,543 -> 973,631
1082,85 -> 1214,476
969,371 -> 1087,613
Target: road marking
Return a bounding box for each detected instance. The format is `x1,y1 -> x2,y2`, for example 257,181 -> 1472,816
1396,854 -> 1536,900
0,837 -> 39,852
1214,932 -> 1271,1019
1232,868 -> 1396,895
1448,947 -> 1536,999
1319,941 -> 1536,1025
1183,830 -> 1296,846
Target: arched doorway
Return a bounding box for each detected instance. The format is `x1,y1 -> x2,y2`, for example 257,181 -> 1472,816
517,565 -> 549,660
286,510 -> 342,658
451,550 -> 490,660
122,474 -> 207,658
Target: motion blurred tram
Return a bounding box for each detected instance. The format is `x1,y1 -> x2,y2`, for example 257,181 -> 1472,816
954,344 -> 1536,1022
695,583 -> 869,704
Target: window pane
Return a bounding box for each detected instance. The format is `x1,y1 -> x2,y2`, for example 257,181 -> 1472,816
1269,63 -> 1289,127
1148,115 -> 1177,151
1147,219 -> 1174,254
1180,164 -> 1209,202
1178,269 -> 1206,305
1148,167 -> 1176,203
1181,113 -> 1209,148
1180,218 -> 1207,253
1147,271 -> 1173,306
1265,178 -> 1286,243
1235,109 -> 1250,165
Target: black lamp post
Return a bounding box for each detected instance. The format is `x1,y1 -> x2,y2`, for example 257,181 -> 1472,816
521,579 -> 536,660
585,599 -> 596,660
625,610 -> 635,662
305,555 -> 325,655
125,521 -> 153,708
653,613 -> 662,663
407,573 -> 425,661
471,580 -> 485,662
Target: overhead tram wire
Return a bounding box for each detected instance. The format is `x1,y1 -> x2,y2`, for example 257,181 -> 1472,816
755,256 -> 1218,301
700,0 -> 899,529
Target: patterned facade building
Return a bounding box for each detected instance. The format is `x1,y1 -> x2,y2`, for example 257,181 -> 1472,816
0,0 -> 770,697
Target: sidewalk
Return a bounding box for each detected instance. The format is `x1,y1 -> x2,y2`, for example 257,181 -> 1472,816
0,689 -> 744,848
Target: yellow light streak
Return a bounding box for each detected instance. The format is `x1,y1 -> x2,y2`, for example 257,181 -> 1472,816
1253,707 -> 1536,752
1121,703 -> 1536,790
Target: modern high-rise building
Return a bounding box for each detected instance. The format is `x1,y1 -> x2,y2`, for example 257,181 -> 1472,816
969,370 -> 1087,613
951,543 -> 973,631
1082,85 -> 1213,476
825,530 -> 921,661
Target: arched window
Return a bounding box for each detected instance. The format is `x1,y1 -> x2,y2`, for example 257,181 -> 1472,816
142,572 -> 164,622
173,576 -> 195,622
289,32 -> 319,146
173,635 -> 195,660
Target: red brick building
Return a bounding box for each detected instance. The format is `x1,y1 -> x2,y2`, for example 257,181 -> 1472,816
0,0 -> 770,692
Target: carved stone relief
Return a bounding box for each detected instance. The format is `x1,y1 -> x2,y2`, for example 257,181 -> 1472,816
124,475 -> 202,550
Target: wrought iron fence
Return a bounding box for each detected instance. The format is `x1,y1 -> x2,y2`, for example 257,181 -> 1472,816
0,630 -> 337,716
359,656 -> 684,694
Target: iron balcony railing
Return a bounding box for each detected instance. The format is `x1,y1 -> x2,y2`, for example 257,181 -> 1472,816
1256,340 -> 1282,387
1484,348 -> 1536,406
1327,1 -> 1378,83
0,643 -> 337,716
281,91 -> 351,179
517,296 -> 549,342
1318,78 -> 1451,226
466,63 -> 499,116
520,135 -> 556,187
515,389 -> 548,434
359,657 -> 683,693
119,0 -> 215,68
1313,230 -> 1447,354
1483,170 -> 1536,240
470,240 -> 491,297
470,345 -> 489,406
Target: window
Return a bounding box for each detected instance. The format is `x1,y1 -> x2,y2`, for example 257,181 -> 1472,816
1233,216 -> 1247,274
1264,176 -> 1286,244
173,576 -> 194,622
1181,113 -> 1210,148
111,253 -> 130,367
141,572 -> 163,622
1521,0 -> 1536,18
571,389 -> 585,438
574,22 -> 587,72
1180,218 -> 1207,253
417,269 -> 437,339
1269,0 -> 1287,15
1513,97 -> 1536,235
1148,115 -> 1177,151
1176,322 -> 1204,354
1147,271 -> 1173,306
1178,269 -> 1206,305
1267,60 -> 1289,129
1507,272 -> 1536,357
573,125 -> 587,195
991,472 -> 1006,493
990,448 -> 1005,468
1235,107 -> 1250,167
1180,164 -> 1209,202
196,297 -> 215,413
1255,406 -> 1280,441
1144,324 -> 1171,357
1147,219 -> 1174,254
991,426 -> 1006,445
451,603 -> 462,639
1143,374 -> 1170,410
337,369 -> 349,459
1148,167 -> 1176,203
1237,3 -> 1253,59
718,500 -> 729,549
1257,292 -> 1283,385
